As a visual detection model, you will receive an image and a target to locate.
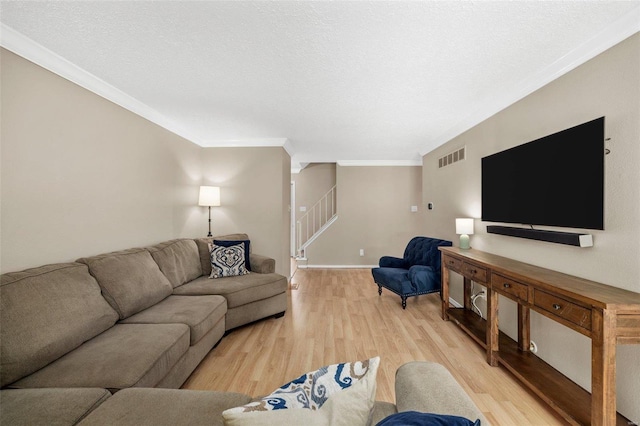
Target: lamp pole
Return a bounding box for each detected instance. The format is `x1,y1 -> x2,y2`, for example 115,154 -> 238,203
207,206 -> 213,237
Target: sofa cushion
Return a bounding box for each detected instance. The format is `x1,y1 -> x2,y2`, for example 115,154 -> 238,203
10,323 -> 189,391
371,267 -> 411,295
120,295 -> 227,345
77,248 -> 173,319
147,239 -> 202,288
195,234 -> 250,276
208,242 -> 250,279
0,263 -> 119,387
0,388 -> 111,426
78,388 -> 252,426
222,356 -> 379,426
173,273 -> 287,309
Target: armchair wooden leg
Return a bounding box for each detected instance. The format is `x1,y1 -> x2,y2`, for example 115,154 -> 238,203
378,286 -> 382,296
401,296 -> 407,309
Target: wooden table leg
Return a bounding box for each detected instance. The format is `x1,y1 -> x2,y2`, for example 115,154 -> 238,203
441,264 -> 450,321
464,277 -> 472,311
591,309 -> 616,426
518,304 -> 530,352
486,288 -> 499,366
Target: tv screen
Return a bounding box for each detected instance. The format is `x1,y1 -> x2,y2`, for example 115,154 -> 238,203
481,117 -> 604,230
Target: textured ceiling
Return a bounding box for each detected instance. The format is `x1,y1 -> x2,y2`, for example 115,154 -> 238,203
1,1 -> 638,167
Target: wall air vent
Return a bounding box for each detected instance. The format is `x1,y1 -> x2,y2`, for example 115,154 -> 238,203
438,147 -> 465,168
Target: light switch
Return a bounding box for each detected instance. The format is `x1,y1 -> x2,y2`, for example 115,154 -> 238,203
300,206 -> 306,212
411,206 -> 418,212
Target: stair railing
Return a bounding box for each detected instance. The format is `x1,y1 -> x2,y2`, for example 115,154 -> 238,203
296,185 -> 337,257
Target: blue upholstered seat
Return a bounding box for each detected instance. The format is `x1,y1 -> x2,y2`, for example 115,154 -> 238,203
371,236 -> 452,309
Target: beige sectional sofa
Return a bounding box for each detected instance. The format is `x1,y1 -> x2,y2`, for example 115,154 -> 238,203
1,233 -> 487,425
1,234 -> 286,391
1,362 -> 487,425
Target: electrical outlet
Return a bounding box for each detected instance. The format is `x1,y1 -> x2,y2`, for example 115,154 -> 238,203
359,249 -> 364,256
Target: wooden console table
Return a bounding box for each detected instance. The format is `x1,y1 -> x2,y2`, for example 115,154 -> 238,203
439,247 -> 640,426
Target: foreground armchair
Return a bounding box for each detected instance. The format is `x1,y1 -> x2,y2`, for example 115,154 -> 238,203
372,236 -> 452,309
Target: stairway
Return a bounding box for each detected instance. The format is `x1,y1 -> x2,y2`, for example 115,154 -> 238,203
296,185 -> 337,258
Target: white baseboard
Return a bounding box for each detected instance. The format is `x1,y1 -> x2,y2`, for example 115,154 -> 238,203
449,297 -> 463,308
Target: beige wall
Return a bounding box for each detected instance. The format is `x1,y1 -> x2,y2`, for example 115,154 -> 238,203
199,147 -> 291,277
423,34 -> 639,422
308,165 -> 425,266
1,48 -> 202,272
1,48 -> 291,278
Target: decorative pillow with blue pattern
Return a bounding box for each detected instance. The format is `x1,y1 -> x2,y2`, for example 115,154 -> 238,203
208,242 -> 249,279
222,356 -> 380,426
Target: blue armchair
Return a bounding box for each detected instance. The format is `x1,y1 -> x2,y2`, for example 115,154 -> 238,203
371,236 -> 452,309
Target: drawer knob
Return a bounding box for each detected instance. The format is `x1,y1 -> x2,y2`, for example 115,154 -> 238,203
503,283 -> 511,288
471,269 -> 477,274
553,303 -> 562,310
449,260 -> 454,264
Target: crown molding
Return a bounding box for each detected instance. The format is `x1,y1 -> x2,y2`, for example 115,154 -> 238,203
420,6 -> 640,156
199,137 -> 290,147
282,139 -> 295,157
337,160 -> 422,167
0,23 -> 297,153
0,23 -> 205,146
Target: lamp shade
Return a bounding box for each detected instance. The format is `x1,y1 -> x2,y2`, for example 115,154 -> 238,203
198,186 -> 220,207
455,218 -> 474,235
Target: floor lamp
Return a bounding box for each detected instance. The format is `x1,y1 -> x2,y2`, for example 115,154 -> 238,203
199,186 -> 220,237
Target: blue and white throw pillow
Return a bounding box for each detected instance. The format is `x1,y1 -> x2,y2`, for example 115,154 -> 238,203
208,242 -> 249,279
214,239 -> 251,271
223,357 -> 380,426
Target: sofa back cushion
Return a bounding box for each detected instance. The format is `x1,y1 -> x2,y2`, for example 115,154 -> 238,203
147,239 -> 202,288
403,237 -> 452,271
77,248 -> 173,319
195,234 -> 250,277
0,263 -> 119,387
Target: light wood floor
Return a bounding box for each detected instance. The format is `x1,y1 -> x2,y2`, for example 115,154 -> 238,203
182,268 -> 567,425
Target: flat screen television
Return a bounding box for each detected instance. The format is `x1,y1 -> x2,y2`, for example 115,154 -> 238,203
481,117 -> 604,230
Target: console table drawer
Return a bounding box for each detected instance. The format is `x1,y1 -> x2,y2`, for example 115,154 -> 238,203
443,255 -> 462,273
492,273 -> 528,302
534,290 -> 592,330
462,262 -> 488,283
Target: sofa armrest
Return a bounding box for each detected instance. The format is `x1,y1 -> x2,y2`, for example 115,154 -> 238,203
395,362 -> 488,425
408,265 -> 438,293
249,253 -> 275,274
379,256 -> 407,269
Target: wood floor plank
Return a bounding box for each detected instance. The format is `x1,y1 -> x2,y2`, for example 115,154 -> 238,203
182,267 -> 567,425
